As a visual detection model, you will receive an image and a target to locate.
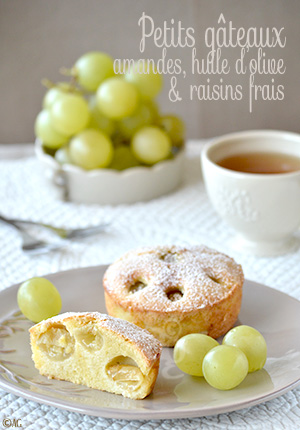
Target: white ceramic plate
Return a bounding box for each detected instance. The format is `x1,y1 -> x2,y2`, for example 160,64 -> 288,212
0,266 -> 300,420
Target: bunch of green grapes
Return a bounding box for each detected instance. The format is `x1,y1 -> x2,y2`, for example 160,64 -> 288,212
173,325 -> 267,390
35,51 -> 185,171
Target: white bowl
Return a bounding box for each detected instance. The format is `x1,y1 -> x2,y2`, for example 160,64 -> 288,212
35,139 -> 185,205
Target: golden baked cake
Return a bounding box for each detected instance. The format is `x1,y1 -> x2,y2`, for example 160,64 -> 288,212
103,245 -> 244,347
29,311 -> 162,399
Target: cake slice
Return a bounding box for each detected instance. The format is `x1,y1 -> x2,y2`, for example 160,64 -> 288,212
29,312 -> 162,399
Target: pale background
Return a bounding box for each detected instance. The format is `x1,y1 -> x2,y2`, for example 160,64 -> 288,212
0,0 -> 299,143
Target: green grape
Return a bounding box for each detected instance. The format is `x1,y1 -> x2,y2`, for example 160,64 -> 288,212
74,51 -> 115,92
173,334 -> 219,376
147,99 -> 160,120
43,87 -> 65,109
50,93 -> 90,136
131,126 -> 171,165
222,325 -> 267,373
109,145 -> 140,170
35,110 -> 69,148
202,345 -> 249,390
96,77 -> 139,119
158,114 -> 185,147
88,95 -> 115,136
69,128 -> 113,170
43,83 -> 81,109
125,60 -> 163,100
17,277 -> 62,323
118,102 -> 155,139
54,145 -> 72,165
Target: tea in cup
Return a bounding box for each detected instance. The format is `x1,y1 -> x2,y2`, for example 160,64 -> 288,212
201,130 -> 300,256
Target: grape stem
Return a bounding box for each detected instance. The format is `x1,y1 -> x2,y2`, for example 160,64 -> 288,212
41,78 -> 56,89
60,66 -> 76,77
60,67 -> 79,87
41,77 -> 84,95
59,67 -> 89,95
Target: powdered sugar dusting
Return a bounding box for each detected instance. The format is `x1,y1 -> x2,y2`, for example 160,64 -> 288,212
103,245 -> 244,312
31,311 -> 162,364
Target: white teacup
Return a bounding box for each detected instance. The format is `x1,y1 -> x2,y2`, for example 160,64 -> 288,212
201,130 -> 300,256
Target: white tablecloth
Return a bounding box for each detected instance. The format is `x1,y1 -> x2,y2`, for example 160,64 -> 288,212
0,142 -> 299,429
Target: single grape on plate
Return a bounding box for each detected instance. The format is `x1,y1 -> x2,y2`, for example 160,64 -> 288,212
222,325 -> 267,372
17,277 -> 62,323
174,333 -> 219,376
202,344 -> 249,390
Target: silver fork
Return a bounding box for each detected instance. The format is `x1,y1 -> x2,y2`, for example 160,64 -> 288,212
0,215 -> 109,239
0,216 -> 64,254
